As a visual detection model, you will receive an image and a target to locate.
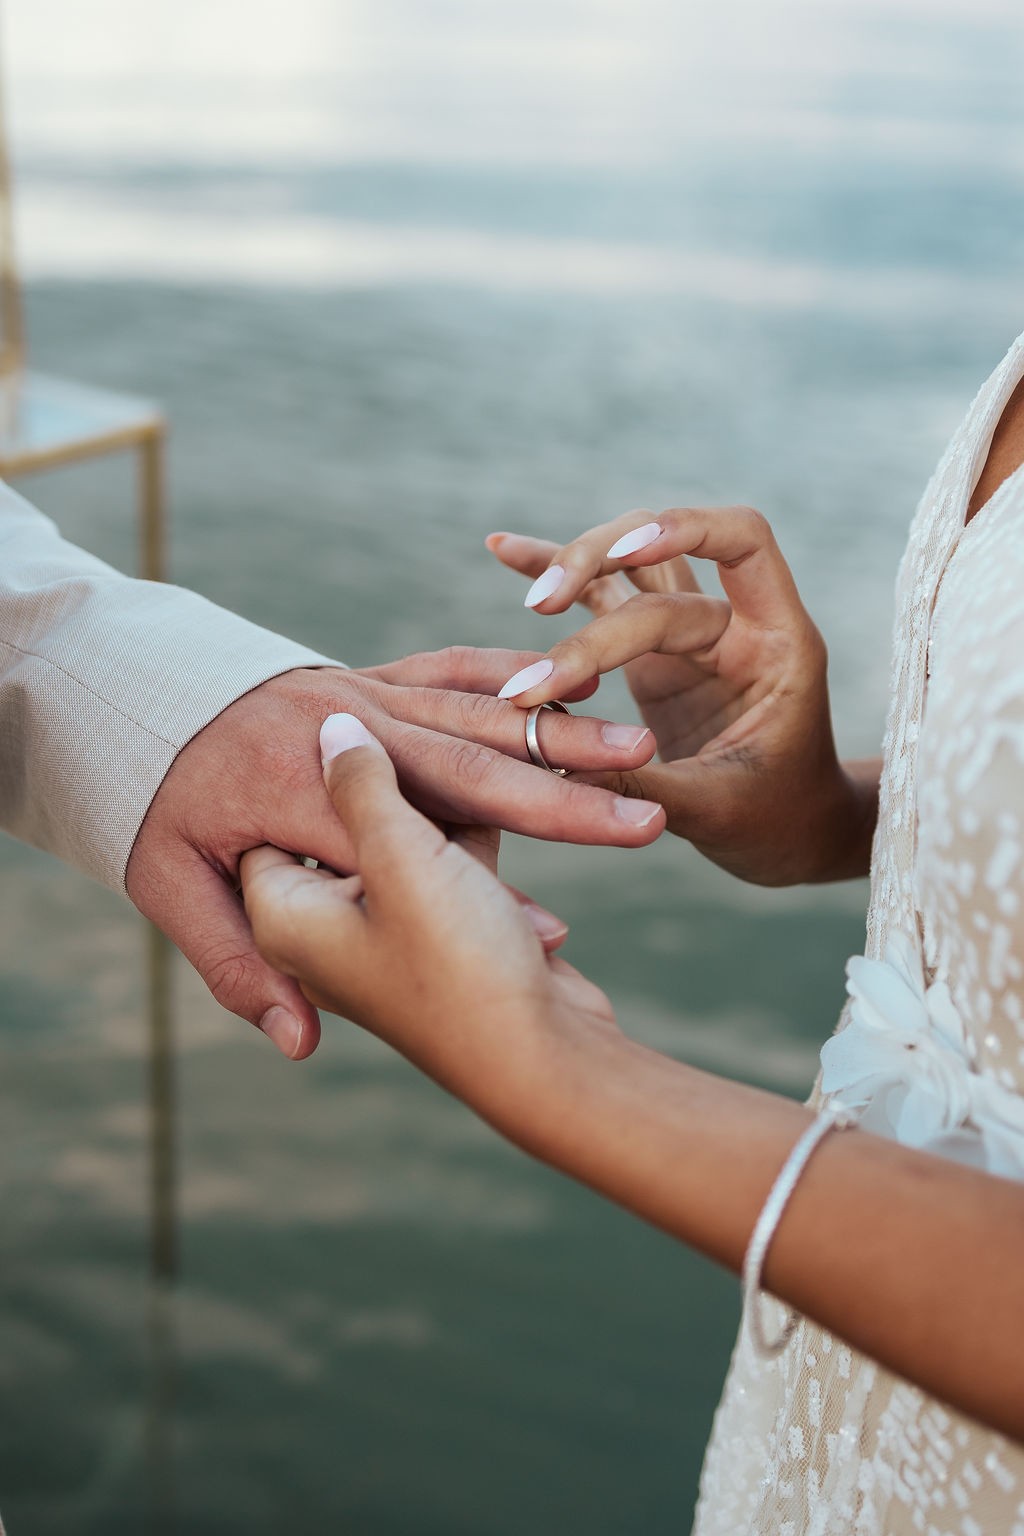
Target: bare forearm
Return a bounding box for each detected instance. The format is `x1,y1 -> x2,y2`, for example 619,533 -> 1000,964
502,1028 -> 1024,1441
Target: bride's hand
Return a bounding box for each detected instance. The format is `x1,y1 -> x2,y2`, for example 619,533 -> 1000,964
239,714 -> 619,1134
488,506 -> 876,886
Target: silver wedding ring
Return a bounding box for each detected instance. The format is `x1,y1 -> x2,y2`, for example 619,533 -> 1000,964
525,700 -> 571,775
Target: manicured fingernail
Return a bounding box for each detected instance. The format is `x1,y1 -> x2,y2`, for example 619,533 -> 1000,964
259,1006 -> 303,1059
607,522 -> 662,560
524,565 -> 565,608
614,797 -> 662,828
524,904 -> 570,942
498,658 -> 554,699
320,712 -> 376,765
601,724 -> 652,752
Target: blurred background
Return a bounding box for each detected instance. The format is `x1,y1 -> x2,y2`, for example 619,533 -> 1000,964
0,0 -> 1022,1530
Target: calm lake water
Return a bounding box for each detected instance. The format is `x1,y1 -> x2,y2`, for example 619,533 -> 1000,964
1,1 -> 1023,1531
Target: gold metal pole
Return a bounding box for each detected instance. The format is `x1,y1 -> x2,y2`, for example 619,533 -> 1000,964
0,29 -> 25,378
139,425 -> 176,1284
139,425 -> 168,584
139,426 -> 178,1533
0,8 -> 178,1518
145,912 -> 177,1282
145,1274 -> 178,1534
145,912 -> 177,1534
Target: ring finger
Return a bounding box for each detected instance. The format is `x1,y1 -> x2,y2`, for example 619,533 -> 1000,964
377,715 -> 665,846
381,683 -> 657,772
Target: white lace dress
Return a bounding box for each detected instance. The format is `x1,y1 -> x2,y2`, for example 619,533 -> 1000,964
692,334 -> 1024,1536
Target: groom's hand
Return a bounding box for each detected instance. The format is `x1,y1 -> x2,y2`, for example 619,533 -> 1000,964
125,652 -> 662,1060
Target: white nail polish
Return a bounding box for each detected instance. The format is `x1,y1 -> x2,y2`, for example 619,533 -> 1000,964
320,712 -> 377,764
524,565 -> 565,608
607,522 -> 662,561
498,658 -> 555,699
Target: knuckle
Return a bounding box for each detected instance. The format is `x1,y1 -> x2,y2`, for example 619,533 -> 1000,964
659,507 -> 715,559
803,621 -> 828,670
551,629 -> 600,675
581,572 -> 630,615
624,591 -> 676,620
356,823 -> 405,883
735,504 -> 773,542
439,736 -> 502,794
559,533 -> 604,579
292,668 -> 348,711
620,590 -> 684,642
450,687 -> 500,739
435,645 -> 475,685
388,648 -> 430,679
659,505 -> 700,538
328,670 -> 385,713
197,941 -> 259,1012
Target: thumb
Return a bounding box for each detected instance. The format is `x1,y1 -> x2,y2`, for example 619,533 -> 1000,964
570,760 -> 716,835
157,852 -> 323,1059
319,713 -> 447,894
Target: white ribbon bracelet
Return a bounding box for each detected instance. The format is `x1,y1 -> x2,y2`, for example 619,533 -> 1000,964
742,1104 -> 859,1358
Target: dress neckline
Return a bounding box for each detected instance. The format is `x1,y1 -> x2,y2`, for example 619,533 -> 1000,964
958,336 -> 1024,535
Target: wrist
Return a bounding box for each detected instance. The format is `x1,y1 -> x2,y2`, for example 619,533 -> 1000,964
487,1022 -> 813,1275
470,1002 -> 626,1160
804,758 -> 880,883
494,1019 -> 655,1196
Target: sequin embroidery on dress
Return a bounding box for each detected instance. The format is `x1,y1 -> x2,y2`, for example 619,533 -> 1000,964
692,333 -> 1024,1536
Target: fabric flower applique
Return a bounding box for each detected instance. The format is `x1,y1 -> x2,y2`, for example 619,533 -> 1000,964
820,929 -> 1024,1180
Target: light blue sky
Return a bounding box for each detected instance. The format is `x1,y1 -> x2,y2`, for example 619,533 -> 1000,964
3,0 -> 1021,290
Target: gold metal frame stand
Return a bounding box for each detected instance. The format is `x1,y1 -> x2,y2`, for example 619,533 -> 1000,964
0,57 -> 178,1523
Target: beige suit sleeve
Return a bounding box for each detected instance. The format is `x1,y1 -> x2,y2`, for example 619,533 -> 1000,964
0,481 -> 342,892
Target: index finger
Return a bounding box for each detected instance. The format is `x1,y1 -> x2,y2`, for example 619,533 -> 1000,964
240,843 -> 366,992
357,646 -> 600,705
515,505 -> 804,630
